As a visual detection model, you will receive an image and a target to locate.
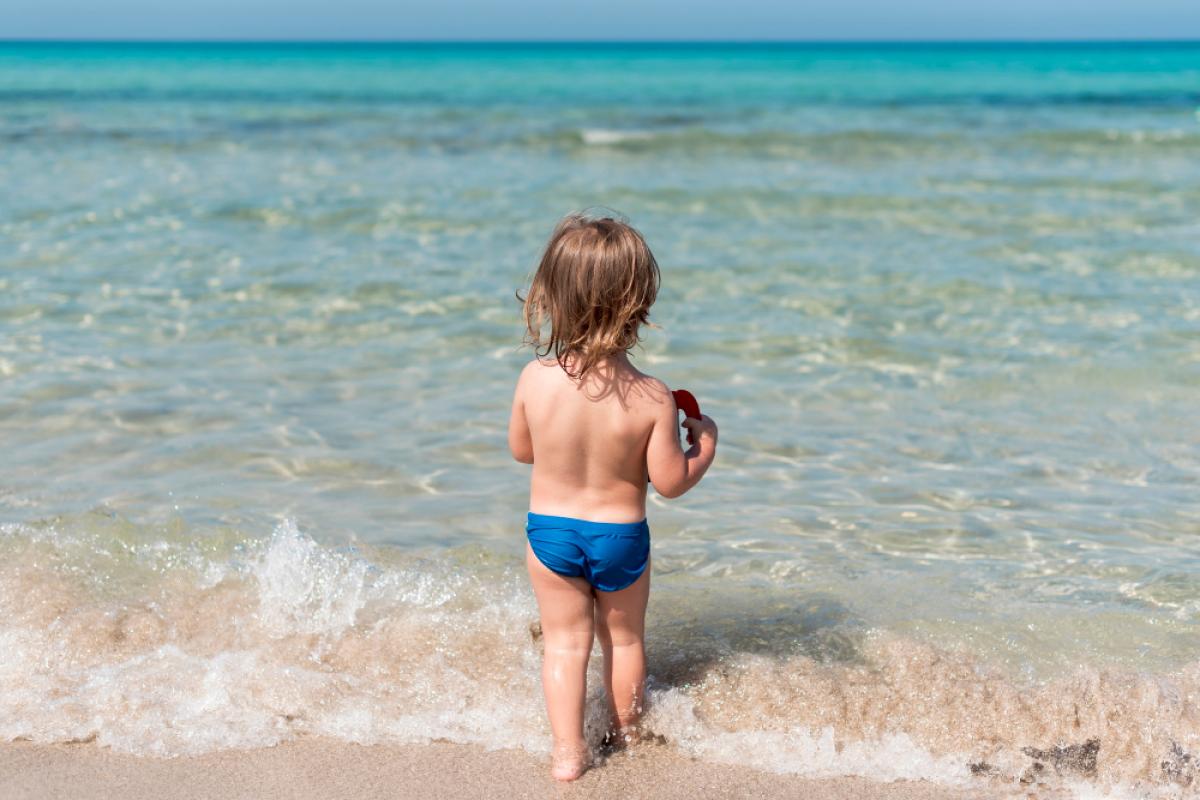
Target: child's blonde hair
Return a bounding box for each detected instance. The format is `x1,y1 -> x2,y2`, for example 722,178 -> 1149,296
520,212 -> 660,380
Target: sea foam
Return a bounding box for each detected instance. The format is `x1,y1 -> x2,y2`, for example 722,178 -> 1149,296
0,516 -> 1196,797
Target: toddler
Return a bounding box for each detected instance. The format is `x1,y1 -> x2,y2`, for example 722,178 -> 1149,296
508,212 -> 718,781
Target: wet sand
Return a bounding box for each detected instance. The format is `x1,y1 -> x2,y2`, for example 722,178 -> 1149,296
0,738 -> 1032,800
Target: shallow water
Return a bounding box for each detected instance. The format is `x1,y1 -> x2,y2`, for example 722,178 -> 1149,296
1,42 -> 1198,796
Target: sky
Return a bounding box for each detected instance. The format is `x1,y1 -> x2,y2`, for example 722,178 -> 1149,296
2,0 -> 1199,41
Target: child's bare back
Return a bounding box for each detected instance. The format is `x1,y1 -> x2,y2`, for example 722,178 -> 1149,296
510,352 -> 712,524
509,212 -> 717,782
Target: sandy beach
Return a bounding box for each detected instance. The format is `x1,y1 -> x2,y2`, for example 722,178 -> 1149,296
0,738 -> 1038,800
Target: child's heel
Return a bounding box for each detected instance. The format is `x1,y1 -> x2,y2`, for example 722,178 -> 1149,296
550,741 -> 591,781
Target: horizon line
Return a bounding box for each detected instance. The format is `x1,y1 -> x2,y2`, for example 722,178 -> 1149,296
3,37 -> 1200,45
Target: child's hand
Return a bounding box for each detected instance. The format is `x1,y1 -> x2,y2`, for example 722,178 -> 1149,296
681,414 -> 718,448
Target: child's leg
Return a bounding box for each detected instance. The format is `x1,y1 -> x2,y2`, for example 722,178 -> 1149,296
594,561 -> 650,737
525,543 -> 595,780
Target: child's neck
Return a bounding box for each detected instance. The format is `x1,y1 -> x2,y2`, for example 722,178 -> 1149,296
561,350 -> 630,370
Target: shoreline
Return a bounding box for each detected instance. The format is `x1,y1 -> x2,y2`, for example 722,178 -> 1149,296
0,737 -> 1020,800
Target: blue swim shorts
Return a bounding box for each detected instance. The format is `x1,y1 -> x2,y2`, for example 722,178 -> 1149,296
525,512 -> 650,593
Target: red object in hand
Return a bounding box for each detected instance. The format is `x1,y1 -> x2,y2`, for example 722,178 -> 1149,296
672,389 -> 702,445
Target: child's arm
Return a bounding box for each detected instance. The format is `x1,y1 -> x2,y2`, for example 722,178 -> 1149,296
646,383 -> 717,498
508,369 -> 534,464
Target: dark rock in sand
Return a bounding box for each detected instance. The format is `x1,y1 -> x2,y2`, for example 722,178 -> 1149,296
1021,738 -> 1099,777
1162,741 -> 1196,787
1019,762 -> 1045,785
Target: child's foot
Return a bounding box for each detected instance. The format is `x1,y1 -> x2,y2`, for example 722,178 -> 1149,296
550,741 -> 590,781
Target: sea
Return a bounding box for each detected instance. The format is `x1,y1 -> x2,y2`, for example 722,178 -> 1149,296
1,41 -> 1198,797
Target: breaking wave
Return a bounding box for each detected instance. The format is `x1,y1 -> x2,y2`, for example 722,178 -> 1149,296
0,515 -> 1195,797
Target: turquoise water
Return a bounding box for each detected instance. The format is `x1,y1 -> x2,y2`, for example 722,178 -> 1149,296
1,42 -> 1198,794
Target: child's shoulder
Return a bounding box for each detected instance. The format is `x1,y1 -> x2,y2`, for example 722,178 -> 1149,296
517,356 -> 671,402
625,366 -> 670,397
519,356 -> 561,381
612,362 -> 673,415
515,357 -> 566,395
